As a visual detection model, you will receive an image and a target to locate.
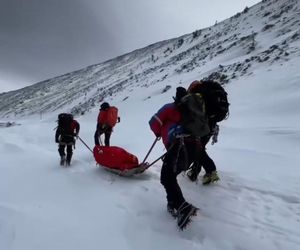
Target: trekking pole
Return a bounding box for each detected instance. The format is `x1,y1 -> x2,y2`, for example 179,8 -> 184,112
141,137 -> 160,164
78,136 -> 93,154
146,141 -> 175,168
147,153 -> 167,168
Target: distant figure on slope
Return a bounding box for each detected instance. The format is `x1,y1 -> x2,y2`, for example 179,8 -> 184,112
186,80 -> 229,184
149,86 -> 204,230
55,113 -> 80,166
94,102 -> 120,146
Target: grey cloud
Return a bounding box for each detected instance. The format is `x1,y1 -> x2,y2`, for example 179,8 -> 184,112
0,0 -> 120,91
0,0 -> 260,92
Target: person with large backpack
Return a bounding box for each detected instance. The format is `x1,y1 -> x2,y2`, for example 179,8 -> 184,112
185,80 -> 229,184
55,113 -> 80,166
149,87 -> 202,230
94,102 -> 120,146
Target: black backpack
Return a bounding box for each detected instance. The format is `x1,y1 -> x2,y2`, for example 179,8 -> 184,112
178,93 -> 211,137
57,113 -> 73,134
189,80 -> 229,124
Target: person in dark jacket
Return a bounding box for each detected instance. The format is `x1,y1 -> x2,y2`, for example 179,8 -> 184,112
186,80 -> 220,184
55,116 -> 80,166
149,87 -> 202,229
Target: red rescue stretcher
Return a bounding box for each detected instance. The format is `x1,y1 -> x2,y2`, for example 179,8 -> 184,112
93,145 -> 150,176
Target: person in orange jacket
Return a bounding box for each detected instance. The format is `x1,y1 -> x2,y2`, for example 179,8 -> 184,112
94,102 -> 120,146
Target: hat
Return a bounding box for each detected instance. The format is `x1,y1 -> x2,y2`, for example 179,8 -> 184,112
175,87 -> 187,103
100,102 -> 110,110
188,80 -> 202,93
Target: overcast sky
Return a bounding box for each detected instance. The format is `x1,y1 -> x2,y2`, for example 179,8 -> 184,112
0,0 -> 261,92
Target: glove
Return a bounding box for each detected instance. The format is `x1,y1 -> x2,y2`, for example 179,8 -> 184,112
117,117 -> 121,123
74,134 -> 79,140
55,138 -> 59,143
155,133 -> 161,139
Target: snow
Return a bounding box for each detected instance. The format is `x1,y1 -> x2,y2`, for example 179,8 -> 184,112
1,54 -> 300,250
1,0 -> 300,249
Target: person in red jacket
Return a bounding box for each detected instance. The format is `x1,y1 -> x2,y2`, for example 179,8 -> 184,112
55,114 -> 80,166
94,102 -> 120,146
149,87 -> 201,229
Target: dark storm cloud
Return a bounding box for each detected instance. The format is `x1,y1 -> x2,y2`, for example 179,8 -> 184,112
0,0 -> 260,92
0,0 -> 119,91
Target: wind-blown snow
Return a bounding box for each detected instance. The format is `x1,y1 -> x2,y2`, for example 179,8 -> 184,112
1,0 -> 300,249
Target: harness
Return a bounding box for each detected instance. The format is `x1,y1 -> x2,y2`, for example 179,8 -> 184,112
169,135 -> 202,173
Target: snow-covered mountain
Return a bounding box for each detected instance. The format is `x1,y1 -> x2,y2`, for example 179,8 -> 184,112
0,0 -> 299,118
1,0 -> 300,250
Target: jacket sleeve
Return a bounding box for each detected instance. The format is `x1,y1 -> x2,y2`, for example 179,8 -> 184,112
149,115 -> 162,137
97,110 -> 107,125
149,104 -> 171,137
74,120 -> 80,135
55,127 -> 61,142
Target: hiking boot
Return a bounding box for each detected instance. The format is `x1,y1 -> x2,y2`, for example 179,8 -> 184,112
186,163 -> 201,182
66,155 -> 72,166
60,156 -> 66,166
167,203 -> 177,218
177,202 -> 198,230
202,171 -> 220,185
187,168 -> 198,182
211,171 -> 220,182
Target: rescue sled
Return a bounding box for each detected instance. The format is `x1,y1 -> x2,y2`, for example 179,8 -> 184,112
93,145 -> 150,176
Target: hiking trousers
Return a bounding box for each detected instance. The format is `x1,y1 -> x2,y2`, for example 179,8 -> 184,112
160,137 -> 202,209
190,135 -> 216,175
58,135 -> 75,162
94,124 -> 112,146
58,144 -> 73,162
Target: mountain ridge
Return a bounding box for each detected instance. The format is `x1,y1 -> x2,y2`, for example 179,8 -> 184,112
0,0 -> 299,118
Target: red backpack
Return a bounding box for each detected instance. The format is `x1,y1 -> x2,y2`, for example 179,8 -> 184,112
98,106 -> 118,127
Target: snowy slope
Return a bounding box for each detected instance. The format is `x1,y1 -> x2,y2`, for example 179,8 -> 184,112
1,57 -> 300,250
0,0 -> 299,118
1,0 -> 300,249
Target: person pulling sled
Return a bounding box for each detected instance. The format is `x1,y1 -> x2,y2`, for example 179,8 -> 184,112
149,86 -> 204,230
94,102 -> 120,146
55,113 -> 80,166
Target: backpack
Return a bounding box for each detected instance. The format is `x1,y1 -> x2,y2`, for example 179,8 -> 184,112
178,93 -> 210,137
58,113 -> 74,134
98,106 -> 118,128
188,80 -> 229,124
